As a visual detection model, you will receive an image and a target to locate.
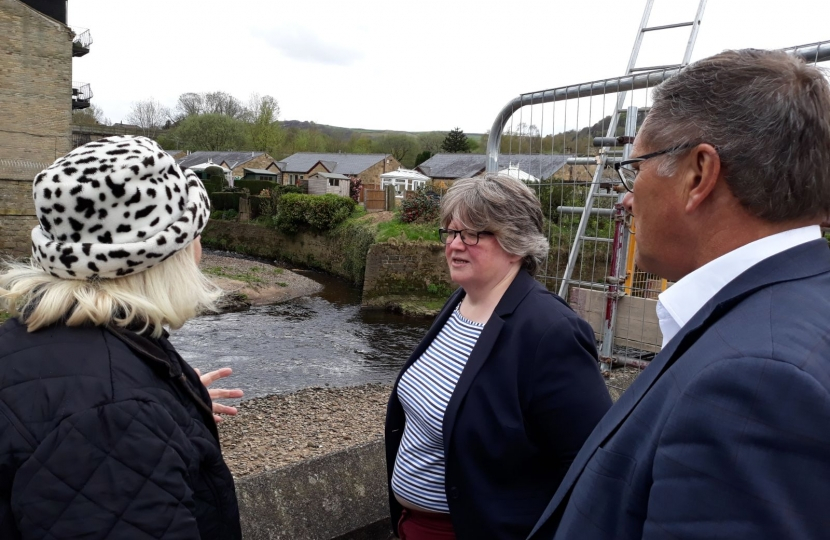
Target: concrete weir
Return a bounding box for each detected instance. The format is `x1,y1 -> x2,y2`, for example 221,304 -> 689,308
236,440 -> 392,540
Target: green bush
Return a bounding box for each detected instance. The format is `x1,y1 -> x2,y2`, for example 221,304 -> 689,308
210,192 -> 242,211
235,179 -> 279,195
210,209 -> 238,221
400,187 -> 440,223
274,193 -> 356,233
249,195 -> 268,218
203,180 -> 224,195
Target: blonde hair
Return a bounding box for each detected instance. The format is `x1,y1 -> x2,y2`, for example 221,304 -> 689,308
0,243 -> 221,338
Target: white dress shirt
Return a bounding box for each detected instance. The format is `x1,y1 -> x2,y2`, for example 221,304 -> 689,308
656,225 -> 822,348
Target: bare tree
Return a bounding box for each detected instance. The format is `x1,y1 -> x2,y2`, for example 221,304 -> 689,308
175,92 -> 204,120
203,92 -> 245,119
125,98 -> 170,138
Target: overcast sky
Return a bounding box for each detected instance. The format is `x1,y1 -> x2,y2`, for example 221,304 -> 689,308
69,0 -> 830,134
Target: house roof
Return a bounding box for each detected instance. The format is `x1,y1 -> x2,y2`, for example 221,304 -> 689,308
416,153 -> 572,180
187,162 -> 230,172
177,151 -> 267,170
280,153 -> 391,175
311,172 -> 350,180
380,168 -> 431,181
243,168 -> 278,176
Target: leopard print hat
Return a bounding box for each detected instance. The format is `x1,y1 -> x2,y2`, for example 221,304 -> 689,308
31,135 -> 211,280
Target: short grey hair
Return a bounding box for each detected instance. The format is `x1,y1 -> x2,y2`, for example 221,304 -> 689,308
440,174 -> 549,275
643,48 -> 830,223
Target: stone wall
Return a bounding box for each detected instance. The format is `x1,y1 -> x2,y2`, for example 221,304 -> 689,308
228,153 -> 277,178
236,440 -> 391,540
359,157 -> 401,190
0,0 -> 74,258
201,220 -> 369,285
362,241 -> 453,299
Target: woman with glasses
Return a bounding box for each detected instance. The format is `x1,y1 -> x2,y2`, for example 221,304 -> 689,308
385,174 -> 612,540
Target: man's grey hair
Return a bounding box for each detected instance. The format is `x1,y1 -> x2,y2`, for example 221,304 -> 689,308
643,48 -> 830,223
440,174 -> 549,276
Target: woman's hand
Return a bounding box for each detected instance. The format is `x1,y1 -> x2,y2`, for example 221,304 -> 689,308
194,367 -> 244,423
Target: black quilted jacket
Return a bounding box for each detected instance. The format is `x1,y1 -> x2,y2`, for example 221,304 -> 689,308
0,318 -> 242,539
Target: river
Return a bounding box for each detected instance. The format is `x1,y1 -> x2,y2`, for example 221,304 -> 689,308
169,269 -> 434,401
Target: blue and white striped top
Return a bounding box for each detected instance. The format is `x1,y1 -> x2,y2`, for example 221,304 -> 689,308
391,305 -> 484,512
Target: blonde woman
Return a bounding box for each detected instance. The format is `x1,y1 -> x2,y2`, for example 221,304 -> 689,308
0,136 -> 242,539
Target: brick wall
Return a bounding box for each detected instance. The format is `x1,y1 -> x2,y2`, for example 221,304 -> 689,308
0,0 -> 73,258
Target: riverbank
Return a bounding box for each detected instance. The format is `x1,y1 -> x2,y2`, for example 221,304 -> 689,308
200,250 -> 323,311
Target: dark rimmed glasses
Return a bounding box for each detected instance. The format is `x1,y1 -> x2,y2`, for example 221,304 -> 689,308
614,142 -> 699,192
438,228 -> 494,246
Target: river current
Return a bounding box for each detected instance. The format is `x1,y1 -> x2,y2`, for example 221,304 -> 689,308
169,269 -> 433,401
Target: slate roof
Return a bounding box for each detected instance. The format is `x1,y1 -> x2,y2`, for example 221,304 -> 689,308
243,168 -> 279,176
280,153 -> 391,175
312,172 -> 350,180
177,151 -> 267,170
416,153 -> 572,180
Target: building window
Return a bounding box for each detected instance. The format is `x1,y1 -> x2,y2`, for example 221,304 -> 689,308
329,178 -> 339,187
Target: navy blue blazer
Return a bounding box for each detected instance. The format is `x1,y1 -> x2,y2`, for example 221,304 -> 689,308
385,270 -> 612,539
529,239 -> 830,540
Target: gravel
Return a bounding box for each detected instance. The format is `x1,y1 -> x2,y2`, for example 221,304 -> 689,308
218,384 -> 392,478
216,371 -> 645,478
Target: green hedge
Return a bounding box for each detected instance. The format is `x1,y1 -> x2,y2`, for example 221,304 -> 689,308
274,193 -> 356,233
203,180 -> 224,195
235,179 -> 279,196
210,192 -> 242,211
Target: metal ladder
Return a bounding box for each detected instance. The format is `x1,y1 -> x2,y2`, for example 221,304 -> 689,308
558,0 -> 708,369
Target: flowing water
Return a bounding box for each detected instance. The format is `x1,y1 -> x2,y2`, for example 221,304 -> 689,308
169,269 -> 433,402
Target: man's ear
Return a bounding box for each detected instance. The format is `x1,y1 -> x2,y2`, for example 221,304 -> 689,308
684,143 -> 721,213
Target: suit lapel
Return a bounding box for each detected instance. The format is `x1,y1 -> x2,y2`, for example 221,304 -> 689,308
530,239 -> 830,536
443,270 -> 538,457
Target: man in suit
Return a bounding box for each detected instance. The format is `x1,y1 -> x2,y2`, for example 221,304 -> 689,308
529,48 -> 830,539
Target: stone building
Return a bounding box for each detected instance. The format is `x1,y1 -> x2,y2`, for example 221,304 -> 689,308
177,151 -> 282,181
279,153 -> 401,191
0,0 -> 87,258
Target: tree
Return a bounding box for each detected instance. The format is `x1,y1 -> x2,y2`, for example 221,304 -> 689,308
441,127 -> 471,153
175,113 -> 249,151
414,150 -> 432,167
247,93 -> 283,153
175,92 -> 204,120
375,134 -> 418,166
417,132 -> 446,154
203,92 -> 245,119
72,103 -> 108,126
125,98 -> 170,138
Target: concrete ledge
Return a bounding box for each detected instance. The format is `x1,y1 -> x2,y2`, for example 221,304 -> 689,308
236,439 -> 392,540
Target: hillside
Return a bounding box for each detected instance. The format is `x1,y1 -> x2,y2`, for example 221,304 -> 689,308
280,120 -> 485,142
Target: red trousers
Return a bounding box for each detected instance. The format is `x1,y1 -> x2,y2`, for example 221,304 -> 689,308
398,508 -> 456,540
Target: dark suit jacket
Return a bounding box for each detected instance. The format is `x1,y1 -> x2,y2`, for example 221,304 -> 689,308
529,239 -> 830,540
385,270 -> 612,539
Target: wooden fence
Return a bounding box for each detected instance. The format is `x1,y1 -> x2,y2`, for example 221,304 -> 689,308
364,189 -> 386,212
